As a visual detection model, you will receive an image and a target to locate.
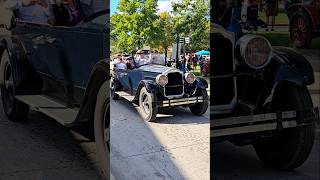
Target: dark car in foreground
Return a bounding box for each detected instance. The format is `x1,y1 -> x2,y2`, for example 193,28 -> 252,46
0,1 -> 109,178
111,53 -> 209,122
211,21 -> 319,170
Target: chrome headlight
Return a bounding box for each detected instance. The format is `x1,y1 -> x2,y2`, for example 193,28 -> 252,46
184,73 -> 196,84
237,35 -> 272,69
156,74 -> 168,86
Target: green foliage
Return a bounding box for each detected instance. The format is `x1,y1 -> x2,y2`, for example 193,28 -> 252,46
111,0 -> 159,52
172,0 -> 210,51
111,0 -> 210,53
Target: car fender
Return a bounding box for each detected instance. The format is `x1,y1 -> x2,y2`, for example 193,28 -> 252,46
75,59 -> 110,123
194,77 -> 208,89
273,47 -> 314,86
132,80 -> 159,103
262,48 -> 314,107
0,37 -> 42,95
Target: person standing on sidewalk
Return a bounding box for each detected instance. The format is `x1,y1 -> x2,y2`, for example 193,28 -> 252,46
265,0 -> 278,31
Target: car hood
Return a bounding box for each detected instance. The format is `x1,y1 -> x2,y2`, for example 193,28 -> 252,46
138,64 -> 179,74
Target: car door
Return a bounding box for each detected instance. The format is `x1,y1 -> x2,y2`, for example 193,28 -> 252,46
42,18 -> 106,105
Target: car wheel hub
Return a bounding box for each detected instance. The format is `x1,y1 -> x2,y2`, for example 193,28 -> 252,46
293,17 -> 307,46
142,93 -> 151,115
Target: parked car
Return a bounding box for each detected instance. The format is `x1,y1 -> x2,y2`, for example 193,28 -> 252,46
211,22 -> 319,170
0,1 -> 109,178
111,53 -> 209,122
287,0 -> 320,48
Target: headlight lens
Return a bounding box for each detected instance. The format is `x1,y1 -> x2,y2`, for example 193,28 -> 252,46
238,35 -> 272,69
184,73 -> 196,84
156,74 -> 168,86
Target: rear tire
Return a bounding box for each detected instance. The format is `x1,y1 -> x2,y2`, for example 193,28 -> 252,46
94,81 -> 110,179
254,83 -> 315,170
0,49 -> 29,122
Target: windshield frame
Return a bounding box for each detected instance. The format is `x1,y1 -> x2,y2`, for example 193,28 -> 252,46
133,53 -> 166,68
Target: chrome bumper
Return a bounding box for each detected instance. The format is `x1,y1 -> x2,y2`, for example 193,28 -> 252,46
162,97 -> 204,107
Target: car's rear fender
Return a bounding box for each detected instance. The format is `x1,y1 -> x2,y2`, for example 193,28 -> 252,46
75,59 -> 110,123
0,37 -> 42,95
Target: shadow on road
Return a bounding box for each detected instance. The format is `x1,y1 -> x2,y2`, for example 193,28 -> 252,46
212,132 -> 320,180
0,103 -> 102,180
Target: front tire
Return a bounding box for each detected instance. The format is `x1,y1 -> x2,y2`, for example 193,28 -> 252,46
0,49 -> 29,122
189,89 -> 208,116
94,81 -> 110,179
138,87 -> 157,122
254,83 -> 315,170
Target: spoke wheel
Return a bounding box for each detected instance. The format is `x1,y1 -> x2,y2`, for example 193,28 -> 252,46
290,12 -> 313,48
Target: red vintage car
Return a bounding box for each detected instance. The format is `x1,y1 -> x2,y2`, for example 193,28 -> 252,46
288,0 -> 320,48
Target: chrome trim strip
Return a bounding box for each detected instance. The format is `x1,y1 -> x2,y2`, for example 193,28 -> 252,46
162,97 -> 204,107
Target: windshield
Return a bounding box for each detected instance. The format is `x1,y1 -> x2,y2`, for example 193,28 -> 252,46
134,53 -> 166,67
79,0 -> 108,18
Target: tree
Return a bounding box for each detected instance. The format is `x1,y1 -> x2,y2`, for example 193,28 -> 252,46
172,0 -> 210,51
111,0 -> 160,53
152,12 -> 175,60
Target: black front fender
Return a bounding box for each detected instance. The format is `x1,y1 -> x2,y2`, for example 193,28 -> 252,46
194,77 -> 208,89
273,47 -> 314,86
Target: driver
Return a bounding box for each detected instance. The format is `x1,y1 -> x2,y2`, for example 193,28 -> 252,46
135,50 -> 148,66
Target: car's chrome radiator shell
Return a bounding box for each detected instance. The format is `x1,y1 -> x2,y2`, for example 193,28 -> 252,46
164,72 -> 184,97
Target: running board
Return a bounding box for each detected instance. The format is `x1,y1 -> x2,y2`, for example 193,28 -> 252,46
211,108 -> 319,138
15,95 -> 78,126
116,91 -> 135,102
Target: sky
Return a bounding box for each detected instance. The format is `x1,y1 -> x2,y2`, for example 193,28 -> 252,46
110,0 -> 174,15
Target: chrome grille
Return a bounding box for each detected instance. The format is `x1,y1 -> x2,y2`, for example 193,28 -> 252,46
164,72 -> 183,96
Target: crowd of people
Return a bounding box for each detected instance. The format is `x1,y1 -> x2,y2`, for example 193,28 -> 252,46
111,50 -> 210,77
177,52 -> 210,74
214,0 -> 286,32
111,50 -> 166,71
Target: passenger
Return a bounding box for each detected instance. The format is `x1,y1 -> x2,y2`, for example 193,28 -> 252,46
112,54 -> 127,71
63,0 -> 81,25
4,0 -> 50,24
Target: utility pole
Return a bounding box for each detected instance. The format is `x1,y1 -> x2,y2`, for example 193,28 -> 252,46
175,33 -> 180,69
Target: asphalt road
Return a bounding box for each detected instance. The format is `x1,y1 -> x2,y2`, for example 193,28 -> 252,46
0,100 -> 102,180
110,97 -> 210,180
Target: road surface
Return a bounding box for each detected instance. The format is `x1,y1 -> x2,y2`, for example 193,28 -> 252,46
110,98 -> 210,180
0,99 -> 102,180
